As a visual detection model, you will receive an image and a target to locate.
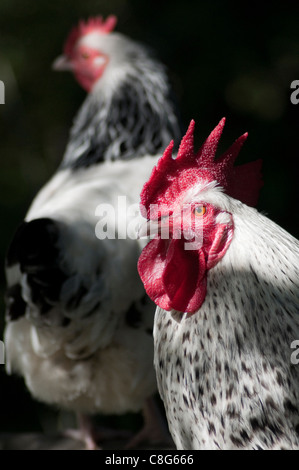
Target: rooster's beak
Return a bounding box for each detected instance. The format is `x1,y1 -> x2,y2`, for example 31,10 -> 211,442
138,219 -> 158,239
52,55 -> 73,71
137,218 -> 172,239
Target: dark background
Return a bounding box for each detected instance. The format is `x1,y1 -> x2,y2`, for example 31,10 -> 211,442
0,0 -> 298,435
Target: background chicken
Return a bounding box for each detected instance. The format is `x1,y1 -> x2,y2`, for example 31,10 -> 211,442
4,15 -> 182,449
52,15 -> 182,166
138,119 -> 299,449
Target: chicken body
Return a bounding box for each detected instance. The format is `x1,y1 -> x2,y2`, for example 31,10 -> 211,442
154,197 -> 299,449
4,16 -> 181,447
5,157 -> 159,415
138,120 -> 299,449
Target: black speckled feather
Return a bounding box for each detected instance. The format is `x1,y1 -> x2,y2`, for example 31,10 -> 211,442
61,53 -> 182,169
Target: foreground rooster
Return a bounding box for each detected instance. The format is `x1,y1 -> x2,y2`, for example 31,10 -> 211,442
4,15 -> 182,449
138,119 -> 299,450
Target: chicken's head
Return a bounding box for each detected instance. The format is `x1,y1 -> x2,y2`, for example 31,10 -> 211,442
53,15 -> 117,92
137,119 -> 263,314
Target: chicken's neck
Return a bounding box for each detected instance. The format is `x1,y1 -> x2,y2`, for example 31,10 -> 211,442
60,53 -> 182,170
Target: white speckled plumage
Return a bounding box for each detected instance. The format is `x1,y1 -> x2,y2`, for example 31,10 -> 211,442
153,187 -> 299,449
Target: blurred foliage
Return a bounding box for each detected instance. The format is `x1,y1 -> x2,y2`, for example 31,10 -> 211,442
0,0 -> 299,435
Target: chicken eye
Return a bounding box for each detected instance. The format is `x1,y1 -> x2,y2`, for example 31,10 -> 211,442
193,205 -> 206,217
81,52 -> 90,59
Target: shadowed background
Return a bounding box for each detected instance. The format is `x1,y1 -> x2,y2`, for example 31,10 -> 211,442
0,0 -> 299,437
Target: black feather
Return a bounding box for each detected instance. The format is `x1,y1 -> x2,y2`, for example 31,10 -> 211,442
5,218 -> 68,317
60,53 -> 183,169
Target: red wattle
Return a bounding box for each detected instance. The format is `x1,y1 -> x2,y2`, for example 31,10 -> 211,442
138,237 -> 208,313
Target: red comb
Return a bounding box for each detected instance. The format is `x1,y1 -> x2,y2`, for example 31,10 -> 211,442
141,119 -> 263,218
64,15 -> 117,57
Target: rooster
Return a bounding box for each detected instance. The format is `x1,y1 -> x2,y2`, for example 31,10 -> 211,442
138,118 -> 299,450
4,15 -> 182,449
53,15 -> 182,167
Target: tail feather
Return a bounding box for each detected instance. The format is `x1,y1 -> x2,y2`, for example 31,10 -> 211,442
5,218 -> 67,319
